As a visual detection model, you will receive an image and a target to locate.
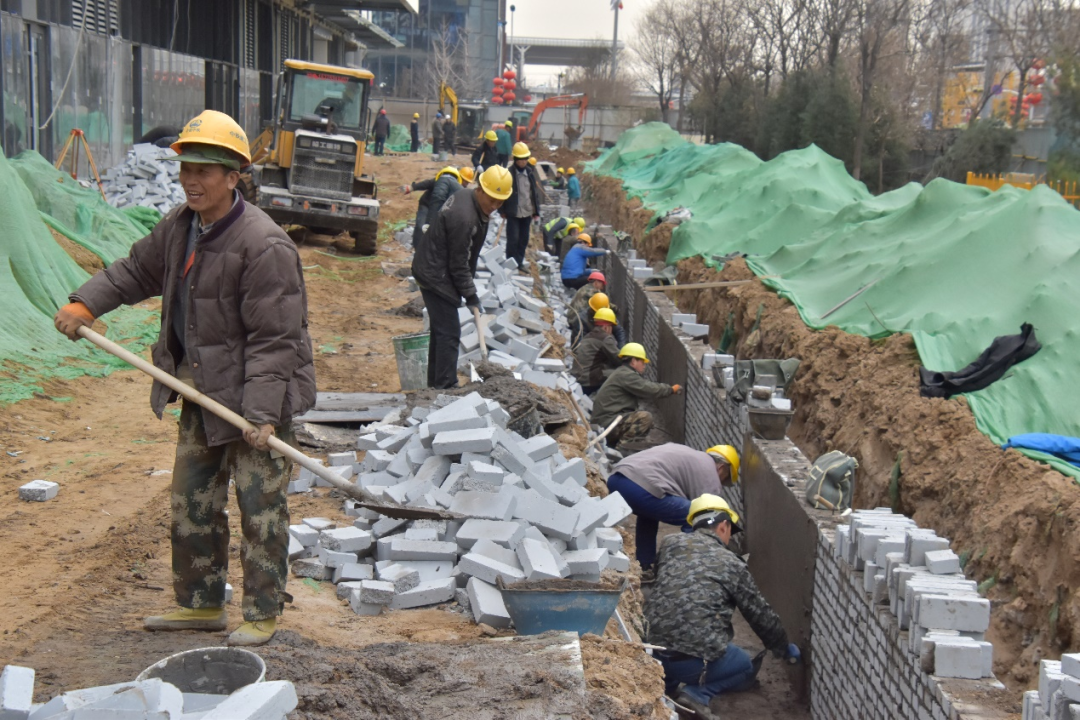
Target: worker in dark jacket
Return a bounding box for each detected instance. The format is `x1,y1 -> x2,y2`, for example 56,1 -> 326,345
411,166 -> 513,388
471,130 -> 500,171
500,142 -> 542,269
371,108 -> 390,156
53,110 -> 315,648
590,343 -> 679,447
404,174 -> 438,237
443,115 -> 457,156
431,113 -> 444,156
410,113 -> 421,152
644,494 -> 798,719
495,121 -> 514,166
571,307 -> 621,394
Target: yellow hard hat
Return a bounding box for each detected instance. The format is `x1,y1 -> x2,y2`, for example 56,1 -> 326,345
479,165 -> 513,200
687,493 -> 742,530
485,130 -> 498,142
529,157 -> 537,166
458,166 -> 476,184
413,112 -> 420,119
171,110 -> 251,166
505,120 -> 514,127
566,167 -> 576,175
618,342 -> 649,363
568,223 -> 582,233
512,141 -> 531,159
435,166 -> 461,182
577,233 -> 592,246
593,307 -> 617,325
573,217 -> 585,227
557,167 -> 565,174
588,292 -> 610,312
706,445 -> 741,484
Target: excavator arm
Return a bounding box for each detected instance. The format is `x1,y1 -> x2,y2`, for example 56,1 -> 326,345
438,83 -> 459,125
522,93 -> 588,142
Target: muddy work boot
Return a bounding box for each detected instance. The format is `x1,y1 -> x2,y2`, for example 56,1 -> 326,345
144,607 -> 227,632
675,689 -> 721,720
227,618 -> 277,647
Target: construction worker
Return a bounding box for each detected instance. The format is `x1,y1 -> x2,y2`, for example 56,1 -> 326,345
542,216 -> 580,256
571,307 -> 621,394
431,112 -> 444,157
411,166 -> 513,389
590,343 -> 680,448
528,156 -> 537,167
561,233 -> 609,289
559,217 -> 587,264
501,142 -> 542,269
371,108 -> 390,156
566,167 -> 581,207
52,110 -> 315,647
495,121 -> 514,166
568,270 -> 607,319
644,494 -> 799,719
552,167 -> 567,190
607,444 -> 739,571
410,112 -> 421,152
472,130 -> 500,172
443,114 -> 457,157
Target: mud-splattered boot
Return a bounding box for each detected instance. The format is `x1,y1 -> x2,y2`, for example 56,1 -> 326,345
144,607 -> 227,631
226,618 -> 277,647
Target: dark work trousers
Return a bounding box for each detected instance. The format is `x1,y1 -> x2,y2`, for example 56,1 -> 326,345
505,216 -> 532,269
374,136 -> 386,155
607,471 -> 691,569
562,274 -> 591,290
498,153 -> 509,166
420,288 -> 462,389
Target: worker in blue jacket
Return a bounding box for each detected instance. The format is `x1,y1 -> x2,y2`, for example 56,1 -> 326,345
561,233 -> 609,289
567,167 -> 581,207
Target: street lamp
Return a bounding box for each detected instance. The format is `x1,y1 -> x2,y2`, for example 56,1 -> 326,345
510,4 -> 515,74
558,71 -> 565,94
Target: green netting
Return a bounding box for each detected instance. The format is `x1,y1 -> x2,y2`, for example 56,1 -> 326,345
589,123 -> 1080,479
10,150 -> 155,266
386,124 -> 431,154
0,146 -> 159,406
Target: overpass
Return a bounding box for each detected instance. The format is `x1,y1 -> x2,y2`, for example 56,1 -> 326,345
509,36 -> 625,67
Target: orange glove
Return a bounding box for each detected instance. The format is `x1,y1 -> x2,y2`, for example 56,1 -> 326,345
671,384 -> 683,394
54,302 -> 95,340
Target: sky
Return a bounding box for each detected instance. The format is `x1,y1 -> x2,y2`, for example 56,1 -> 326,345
511,0 -> 648,87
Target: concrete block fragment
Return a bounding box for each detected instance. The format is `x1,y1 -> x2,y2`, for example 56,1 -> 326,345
467,461 -> 506,485
377,428 -> 415,453
466,577 -> 512,628
1063,675 -> 1080,704
288,535 -> 306,561
1061,653 -> 1080,680
356,433 -> 379,450
318,548 -> 358,568
458,552 -> 526,585
906,531 -> 951,566
361,449 -> 395,472
596,491 -> 633,527
289,524 -> 320,547
291,558 -> 331,580
432,427 -> 497,455
933,637 -> 993,679
672,313 -> 697,326
608,551 -> 631,572
681,323 -> 710,338
516,538 -> 562,581
404,527 -> 440,541
563,548 -> 610,575
328,451 -> 356,466
518,434 -> 560,462
390,578 -> 456,609
594,528 -> 624,553
0,665 -> 34,720
302,517 -> 336,532
377,563 -> 421,593
359,579 -> 395,605
512,489 -> 580,541
394,559 -> 456,582
917,594 -> 991,632
389,538 -> 459,561
332,563 -> 373,585
568,530 -> 598,551
200,680 -> 297,720
18,480 -> 58,502
456,519 -> 526,549
450,490 -> 516,521
371,516 -> 408,538
551,457 -> 587,486
924,549 -> 962,575
319,527 -> 373,554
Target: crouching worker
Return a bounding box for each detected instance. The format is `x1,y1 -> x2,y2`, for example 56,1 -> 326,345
644,495 -> 801,719
53,110 -> 316,647
590,343 -> 680,447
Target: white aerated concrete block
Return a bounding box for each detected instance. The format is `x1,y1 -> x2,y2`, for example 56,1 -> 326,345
18,480 -> 58,502
0,665 -> 34,720
449,490 -> 516,521
456,519 -> 526,549
467,577 -> 512,628
518,434 -> 560,461
432,427 -> 497,455
632,267 -> 653,279
552,457 -> 587,486
359,579 -> 395,605
932,637 -> 993,679
328,451 -> 356,466
302,517 -> 335,532
377,563 -> 421,593
459,551 -> 526,585
596,491 -> 633,527
563,548 -> 609,576
289,524 -> 319,547
333,563 -> 374,584
1061,653 -> 1080,679
516,538 -> 563,581
512,490 -> 580,541
201,680 -> 298,720
924,549 -> 962,575
595,528 -> 623,553
319,527 -> 373,554
608,551 -> 631,572
291,558 -> 331,580
917,594 -> 991,632
390,578 -> 456,609
681,323 -> 709,338
389,538 -> 459,561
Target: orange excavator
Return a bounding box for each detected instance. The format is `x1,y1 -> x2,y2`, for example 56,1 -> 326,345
515,93 -> 588,143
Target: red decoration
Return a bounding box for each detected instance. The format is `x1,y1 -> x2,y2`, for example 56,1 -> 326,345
492,86 -> 504,95
503,70 -> 516,80
491,96 -> 504,104
504,91 -> 516,102
523,94 -> 533,102
1033,58 -> 1046,70
1027,92 -> 1043,105
1030,74 -> 1045,86
493,77 -> 504,85
506,79 -> 516,90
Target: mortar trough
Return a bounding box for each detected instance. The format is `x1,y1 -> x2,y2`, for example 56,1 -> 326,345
497,577 -> 629,636
136,646 -> 265,695
748,406 -> 794,440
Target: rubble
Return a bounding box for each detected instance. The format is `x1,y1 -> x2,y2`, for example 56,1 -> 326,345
101,144 -> 186,215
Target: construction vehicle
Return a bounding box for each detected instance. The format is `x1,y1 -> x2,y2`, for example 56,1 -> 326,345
514,93 -> 588,144
439,82 -> 489,151
249,59 -> 379,254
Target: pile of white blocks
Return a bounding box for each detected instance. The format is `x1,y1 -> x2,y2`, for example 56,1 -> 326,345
289,391 -> 633,628
102,144 -> 186,214
670,313 -> 709,339
18,480 -> 59,502
836,509 -> 994,680
1025,654 -> 1080,720
0,664 -> 297,720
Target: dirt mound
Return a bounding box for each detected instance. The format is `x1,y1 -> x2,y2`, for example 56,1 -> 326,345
586,180 -> 1080,696
580,634 -> 667,718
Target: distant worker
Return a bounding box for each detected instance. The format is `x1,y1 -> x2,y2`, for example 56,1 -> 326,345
571,307 -> 621,394
53,109 -> 315,647
561,233 -> 609,289
471,130 -> 500,172
528,156 -> 537,166
567,167 -> 581,207
542,216 -> 580,256
431,112 -> 444,157
443,114 -> 457,157
644,494 -> 799,719
410,113 -> 421,152
552,167 -> 567,190
403,170 -> 440,238
501,142 -> 542,269
495,121 -> 513,166
568,269 -> 606,318
411,166 -> 513,389
607,444 -> 739,571
590,343 -> 680,448
371,108 -> 390,156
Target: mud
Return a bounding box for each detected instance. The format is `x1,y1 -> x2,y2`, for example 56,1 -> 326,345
505,578 -> 626,592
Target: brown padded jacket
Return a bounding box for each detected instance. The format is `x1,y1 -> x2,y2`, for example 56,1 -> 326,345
72,199 -> 316,447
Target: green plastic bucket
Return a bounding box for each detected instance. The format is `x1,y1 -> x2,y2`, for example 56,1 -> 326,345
392,332 -> 430,392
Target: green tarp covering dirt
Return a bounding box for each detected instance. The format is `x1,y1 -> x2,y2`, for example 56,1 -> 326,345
589,123 -> 1080,479
0,147 -> 158,405
386,124 -> 431,154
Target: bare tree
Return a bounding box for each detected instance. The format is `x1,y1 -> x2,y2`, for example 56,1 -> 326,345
810,0 -> 861,67
424,21 -> 464,100
910,0 -> 973,127
631,1 -> 681,121
977,0 -> 1051,127
746,0 -> 819,93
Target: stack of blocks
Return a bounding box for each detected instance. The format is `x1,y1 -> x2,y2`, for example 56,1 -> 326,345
1025,654 -> 1080,719
101,144 -> 187,214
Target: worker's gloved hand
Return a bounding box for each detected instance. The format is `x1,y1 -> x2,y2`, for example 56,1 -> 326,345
243,423 -> 275,451
400,185 -> 411,194
785,643 -> 801,664
54,302 -> 95,340
464,295 -> 481,309
671,384 -> 682,394
605,249 -> 613,256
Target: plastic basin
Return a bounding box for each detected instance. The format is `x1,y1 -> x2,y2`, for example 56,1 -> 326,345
497,578 -> 628,636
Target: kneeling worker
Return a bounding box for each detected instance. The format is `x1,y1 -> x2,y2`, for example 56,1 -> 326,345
561,234 -> 609,289
606,443 -> 739,571
644,495 -> 800,719
590,343 -> 680,447
571,307 -> 621,394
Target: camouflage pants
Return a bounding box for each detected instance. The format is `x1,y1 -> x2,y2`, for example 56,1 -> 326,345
172,400 -> 293,621
608,410 -> 653,447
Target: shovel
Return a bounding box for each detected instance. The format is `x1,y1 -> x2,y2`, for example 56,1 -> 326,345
76,326 -> 458,521
470,306 -> 489,359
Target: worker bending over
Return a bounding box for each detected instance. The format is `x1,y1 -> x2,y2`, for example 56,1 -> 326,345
501,142 -> 542,269
590,343 -> 679,447
543,215 -> 583,257
645,495 -> 799,719
607,443 -> 739,571
403,166 -> 474,244
472,131 -> 500,172
53,110 -> 315,647
571,307 -> 621,394
561,234 -> 609,289
412,166 -> 513,389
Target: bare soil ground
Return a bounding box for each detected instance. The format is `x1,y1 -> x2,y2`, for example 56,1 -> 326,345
585,172 -> 1062,716
0,153 -> 668,718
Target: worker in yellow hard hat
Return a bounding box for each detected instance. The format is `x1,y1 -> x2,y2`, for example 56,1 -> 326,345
571,306 -> 621,394
566,166 -> 581,207
542,216 -> 579,256
472,129 -> 500,172
495,121 -> 514,165
643,493 -> 799,717
411,165 -> 512,389
410,112 -> 422,152
552,167 -> 567,190
54,108 -> 315,648
590,342 -> 680,451
528,156 -> 537,166
501,141 -> 542,268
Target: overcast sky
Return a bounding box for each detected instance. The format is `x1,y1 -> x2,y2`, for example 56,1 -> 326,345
512,0 -> 648,86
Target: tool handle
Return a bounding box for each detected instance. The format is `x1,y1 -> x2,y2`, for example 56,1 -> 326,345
470,306 -> 488,359
585,414 -> 624,451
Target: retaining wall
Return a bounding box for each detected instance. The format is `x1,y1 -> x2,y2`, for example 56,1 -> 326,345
590,229 -> 1010,720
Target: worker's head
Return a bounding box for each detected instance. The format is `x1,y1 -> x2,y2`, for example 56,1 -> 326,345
512,141 -> 531,167
444,114 -> 453,122
593,307 -> 617,334
618,342 -> 649,374
170,110 -> 249,220
477,165 -> 513,215
556,167 -> 565,176
436,112 -> 443,119
574,217 -> 586,228
484,130 -> 498,146
505,120 -> 513,128
528,157 -> 537,166
379,108 -> 386,115
687,494 -> 742,544
588,292 -> 609,313
435,166 -> 461,183
567,167 -> 576,175
413,112 -> 420,119
577,233 -> 592,247
588,271 -> 606,290
458,166 -> 476,186
706,445 -> 741,486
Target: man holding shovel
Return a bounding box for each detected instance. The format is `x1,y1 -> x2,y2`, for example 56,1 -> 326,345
53,109 -> 315,647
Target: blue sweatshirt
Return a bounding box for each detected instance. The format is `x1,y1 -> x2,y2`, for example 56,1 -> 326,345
562,244 -> 606,279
